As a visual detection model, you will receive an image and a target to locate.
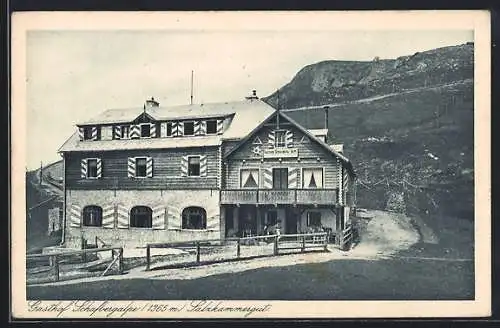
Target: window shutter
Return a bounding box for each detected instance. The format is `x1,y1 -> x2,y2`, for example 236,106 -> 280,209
149,123 -> 156,138
216,119 -> 224,134
96,158 -> 102,178
167,206 -> 181,230
116,204 -> 129,229
152,205 -> 166,230
127,157 -> 136,178
91,126 -> 98,140
80,159 -> 88,178
199,155 -> 207,177
180,156 -> 188,177
130,124 -> 140,139
78,127 -> 84,141
178,122 -> 184,136
172,122 -> 179,137
200,121 -> 207,135
267,131 -> 275,148
288,168 -> 298,189
146,157 -> 153,178
69,204 -> 81,227
206,209 -> 220,231
194,121 -> 201,135
262,168 -> 273,189
285,130 -> 294,147
102,204 -> 115,229
113,126 -> 122,140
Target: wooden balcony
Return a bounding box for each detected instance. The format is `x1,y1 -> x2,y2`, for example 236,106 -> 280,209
220,189 -> 338,205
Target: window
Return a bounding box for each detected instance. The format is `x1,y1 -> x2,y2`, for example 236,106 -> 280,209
206,120 -> 217,134
87,159 -> 98,178
183,121 -> 195,136
83,206 -> 103,227
166,122 -> 172,136
121,125 -> 130,139
130,206 -> 152,228
302,168 -> 324,188
240,169 -> 259,188
272,168 -> 288,190
182,207 -> 207,230
140,124 -> 151,138
275,130 -> 286,148
307,212 -> 321,227
136,157 -> 147,177
83,127 -> 94,140
188,156 -> 200,176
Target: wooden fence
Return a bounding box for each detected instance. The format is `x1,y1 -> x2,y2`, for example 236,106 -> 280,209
145,232 -> 328,271
26,246 -> 124,285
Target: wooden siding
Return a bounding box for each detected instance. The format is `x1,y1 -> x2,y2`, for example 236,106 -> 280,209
66,147 -> 219,190
224,120 -> 341,190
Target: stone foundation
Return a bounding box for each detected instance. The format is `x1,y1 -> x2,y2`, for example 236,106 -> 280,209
64,189 -> 220,249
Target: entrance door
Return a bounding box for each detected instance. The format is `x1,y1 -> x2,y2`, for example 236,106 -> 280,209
285,208 -> 298,234
272,168 -> 288,190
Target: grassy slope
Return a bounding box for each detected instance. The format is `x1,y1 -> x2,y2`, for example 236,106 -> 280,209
265,43 -> 474,223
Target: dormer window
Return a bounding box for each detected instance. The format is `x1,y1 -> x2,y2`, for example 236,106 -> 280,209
81,126 -> 100,141
206,120 -> 217,135
83,127 -> 93,140
183,122 -> 195,136
140,124 -> 151,138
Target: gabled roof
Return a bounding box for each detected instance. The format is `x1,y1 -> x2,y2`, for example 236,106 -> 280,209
223,110 -> 356,177
59,134 -> 222,152
59,99 -> 276,152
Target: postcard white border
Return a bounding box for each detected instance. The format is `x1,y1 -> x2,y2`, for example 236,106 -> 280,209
11,10 -> 491,318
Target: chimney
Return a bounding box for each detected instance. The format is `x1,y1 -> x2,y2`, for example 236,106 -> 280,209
245,90 -> 259,100
145,97 -> 160,108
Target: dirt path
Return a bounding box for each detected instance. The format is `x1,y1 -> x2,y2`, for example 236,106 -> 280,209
29,209 -> 424,287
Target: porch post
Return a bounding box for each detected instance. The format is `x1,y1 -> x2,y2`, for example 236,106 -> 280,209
336,205 -> 343,247
234,207 -> 239,233
220,206 -> 226,240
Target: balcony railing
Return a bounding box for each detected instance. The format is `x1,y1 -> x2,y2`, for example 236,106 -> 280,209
220,189 -> 338,205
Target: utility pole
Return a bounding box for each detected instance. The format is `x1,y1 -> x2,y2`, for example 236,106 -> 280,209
190,70 -> 194,105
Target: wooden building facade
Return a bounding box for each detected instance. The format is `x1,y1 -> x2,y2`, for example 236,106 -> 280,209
59,94 -> 356,249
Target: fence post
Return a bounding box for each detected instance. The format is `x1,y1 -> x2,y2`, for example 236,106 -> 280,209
301,235 -> 305,252
146,245 -> 151,271
118,248 -> 123,274
196,242 -> 201,263
53,255 -> 59,282
323,233 -> 328,251
95,236 -> 98,247
237,238 -> 241,258
273,235 -> 278,255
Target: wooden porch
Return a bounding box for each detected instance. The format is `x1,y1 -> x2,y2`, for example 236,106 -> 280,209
220,188 -> 338,206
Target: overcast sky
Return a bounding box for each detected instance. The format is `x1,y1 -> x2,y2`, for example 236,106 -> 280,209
25,29 -> 473,169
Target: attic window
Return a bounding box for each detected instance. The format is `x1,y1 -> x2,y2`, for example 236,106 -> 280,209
184,122 -> 195,136
140,124 -> 151,138
275,130 -> 286,148
166,122 -> 172,136
206,120 -> 217,134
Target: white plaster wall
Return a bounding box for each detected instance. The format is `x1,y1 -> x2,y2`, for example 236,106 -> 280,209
65,189 -> 220,248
